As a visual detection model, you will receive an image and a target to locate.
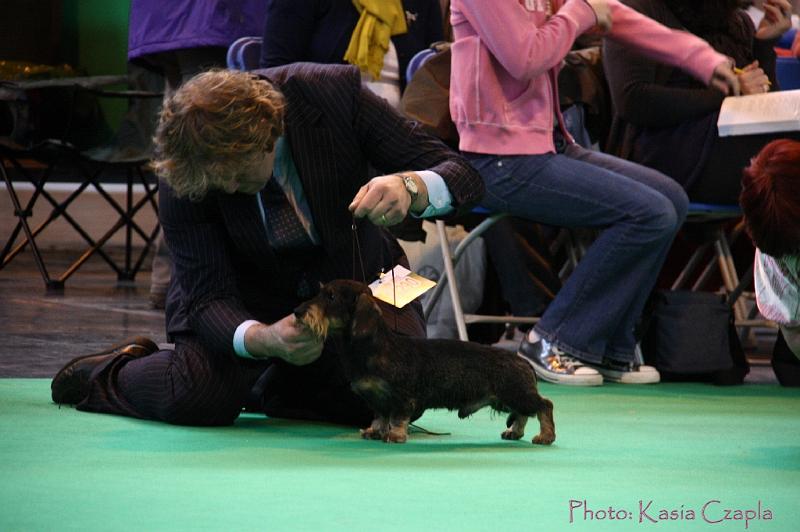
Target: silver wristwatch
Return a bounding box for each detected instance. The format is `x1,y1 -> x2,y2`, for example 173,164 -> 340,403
401,174 -> 419,203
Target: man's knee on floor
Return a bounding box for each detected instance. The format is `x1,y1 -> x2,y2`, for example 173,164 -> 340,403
157,382 -> 245,426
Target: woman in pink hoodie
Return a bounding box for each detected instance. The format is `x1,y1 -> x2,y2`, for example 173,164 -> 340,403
449,0 -> 739,385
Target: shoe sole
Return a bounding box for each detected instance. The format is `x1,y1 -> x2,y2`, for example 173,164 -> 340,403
519,353 -> 603,386
593,367 -> 661,384
51,337 -> 160,401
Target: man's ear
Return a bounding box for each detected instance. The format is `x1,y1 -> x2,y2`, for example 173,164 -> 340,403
351,293 -> 382,337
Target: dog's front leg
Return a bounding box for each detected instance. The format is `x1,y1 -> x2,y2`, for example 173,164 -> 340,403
361,417 -> 390,440
384,416 -> 410,443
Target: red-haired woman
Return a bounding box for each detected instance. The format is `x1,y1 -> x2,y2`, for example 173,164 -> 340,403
740,139 -> 800,386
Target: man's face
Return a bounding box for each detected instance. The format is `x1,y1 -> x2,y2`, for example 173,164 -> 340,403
230,148 -> 278,195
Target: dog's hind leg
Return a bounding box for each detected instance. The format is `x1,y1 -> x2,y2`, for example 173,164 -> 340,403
384,415 -> 410,443
498,388 -> 556,445
361,416 -> 390,440
501,413 -> 528,440
532,397 -> 556,445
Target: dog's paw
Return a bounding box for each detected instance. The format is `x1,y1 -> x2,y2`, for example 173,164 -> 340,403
383,430 -> 408,443
532,433 -> 555,445
501,428 -> 524,440
360,427 -> 384,440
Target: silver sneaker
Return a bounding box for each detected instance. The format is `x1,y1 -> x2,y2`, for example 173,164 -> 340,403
518,333 -> 603,386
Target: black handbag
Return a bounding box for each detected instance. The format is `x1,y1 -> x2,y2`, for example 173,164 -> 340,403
640,290 -> 749,385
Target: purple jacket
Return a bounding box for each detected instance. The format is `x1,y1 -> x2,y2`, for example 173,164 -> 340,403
128,0 -> 266,60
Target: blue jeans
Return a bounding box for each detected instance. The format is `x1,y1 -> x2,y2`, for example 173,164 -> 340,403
466,143 -> 688,364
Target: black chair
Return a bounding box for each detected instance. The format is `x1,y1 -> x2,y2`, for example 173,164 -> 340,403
0,75 -> 162,292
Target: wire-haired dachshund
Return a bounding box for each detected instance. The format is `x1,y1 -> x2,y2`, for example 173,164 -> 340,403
294,279 -> 555,445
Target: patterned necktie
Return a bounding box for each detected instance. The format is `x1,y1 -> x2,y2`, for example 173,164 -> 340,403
261,178 -> 312,249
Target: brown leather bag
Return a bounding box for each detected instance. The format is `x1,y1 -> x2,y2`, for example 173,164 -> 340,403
400,44 -> 459,148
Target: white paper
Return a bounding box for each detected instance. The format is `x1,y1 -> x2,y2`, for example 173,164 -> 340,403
717,89 -> 800,137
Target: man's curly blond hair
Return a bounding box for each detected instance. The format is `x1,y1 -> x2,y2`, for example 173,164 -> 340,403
152,69 -> 285,201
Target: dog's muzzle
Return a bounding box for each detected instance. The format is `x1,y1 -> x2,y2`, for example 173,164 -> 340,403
294,302 -> 329,339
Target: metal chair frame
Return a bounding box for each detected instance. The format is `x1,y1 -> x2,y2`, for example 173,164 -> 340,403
0,77 -> 161,292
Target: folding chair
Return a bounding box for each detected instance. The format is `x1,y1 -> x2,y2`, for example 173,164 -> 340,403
0,75 -> 162,292
422,210 -> 544,341
670,202 -> 771,330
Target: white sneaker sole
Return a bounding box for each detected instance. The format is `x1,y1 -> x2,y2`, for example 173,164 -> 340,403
593,365 -> 661,384
528,362 -> 604,386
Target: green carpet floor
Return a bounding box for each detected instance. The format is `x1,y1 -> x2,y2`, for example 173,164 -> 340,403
1,379 -> 798,532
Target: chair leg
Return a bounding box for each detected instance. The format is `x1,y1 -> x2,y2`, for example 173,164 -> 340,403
671,244 -> 710,290
714,229 -> 747,324
436,220 -> 469,341
0,160 -> 62,291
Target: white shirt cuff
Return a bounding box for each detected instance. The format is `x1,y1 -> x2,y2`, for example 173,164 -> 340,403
415,170 -> 454,218
233,320 -> 260,359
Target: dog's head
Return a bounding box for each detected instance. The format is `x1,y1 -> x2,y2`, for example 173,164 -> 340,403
294,279 -> 383,340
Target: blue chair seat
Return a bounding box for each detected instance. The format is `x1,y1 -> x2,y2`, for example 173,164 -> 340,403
776,56 -> 800,91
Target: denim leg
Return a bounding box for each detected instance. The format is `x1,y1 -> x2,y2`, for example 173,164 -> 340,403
562,144 -> 688,359
469,148 -> 687,363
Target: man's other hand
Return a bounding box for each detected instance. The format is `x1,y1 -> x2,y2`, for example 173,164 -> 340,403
245,314 -> 323,365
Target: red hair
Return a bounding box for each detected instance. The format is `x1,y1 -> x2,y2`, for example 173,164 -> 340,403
740,139 -> 800,257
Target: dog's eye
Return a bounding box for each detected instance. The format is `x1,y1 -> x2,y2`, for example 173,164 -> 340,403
327,292 -> 335,301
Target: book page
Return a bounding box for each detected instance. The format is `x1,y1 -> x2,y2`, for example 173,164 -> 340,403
717,89 -> 800,136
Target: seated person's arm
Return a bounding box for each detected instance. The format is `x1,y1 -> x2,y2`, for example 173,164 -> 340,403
603,36 -> 726,128
603,0 -> 737,93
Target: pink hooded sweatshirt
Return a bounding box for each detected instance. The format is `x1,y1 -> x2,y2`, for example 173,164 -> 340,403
450,0 -> 730,155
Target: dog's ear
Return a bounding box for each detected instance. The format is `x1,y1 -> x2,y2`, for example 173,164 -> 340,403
351,292 -> 382,338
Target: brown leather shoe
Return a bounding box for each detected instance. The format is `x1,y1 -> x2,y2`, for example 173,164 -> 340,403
51,337 -> 160,405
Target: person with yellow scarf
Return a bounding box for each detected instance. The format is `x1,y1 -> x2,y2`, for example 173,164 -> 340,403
259,0 -> 444,107
344,0 -> 408,80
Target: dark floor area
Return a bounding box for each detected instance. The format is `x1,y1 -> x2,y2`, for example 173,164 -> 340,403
0,247 -> 165,377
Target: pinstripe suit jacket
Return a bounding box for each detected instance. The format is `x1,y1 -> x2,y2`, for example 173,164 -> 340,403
159,63 -> 483,355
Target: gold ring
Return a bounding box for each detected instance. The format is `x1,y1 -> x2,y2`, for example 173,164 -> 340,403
380,214 -> 387,225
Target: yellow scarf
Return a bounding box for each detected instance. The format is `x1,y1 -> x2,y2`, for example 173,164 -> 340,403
344,0 -> 408,80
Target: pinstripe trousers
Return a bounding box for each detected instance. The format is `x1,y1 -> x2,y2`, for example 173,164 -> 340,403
77,299 -> 424,427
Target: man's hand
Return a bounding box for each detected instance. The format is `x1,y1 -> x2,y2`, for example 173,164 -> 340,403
244,314 -> 323,365
586,0 -> 612,33
737,61 -> 771,95
756,0 -> 793,41
349,173 -> 428,227
710,61 -> 741,96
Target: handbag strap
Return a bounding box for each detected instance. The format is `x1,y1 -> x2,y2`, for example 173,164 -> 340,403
726,263 -> 753,309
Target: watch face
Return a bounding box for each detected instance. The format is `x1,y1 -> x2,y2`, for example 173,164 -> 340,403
403,175 -> 418,196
